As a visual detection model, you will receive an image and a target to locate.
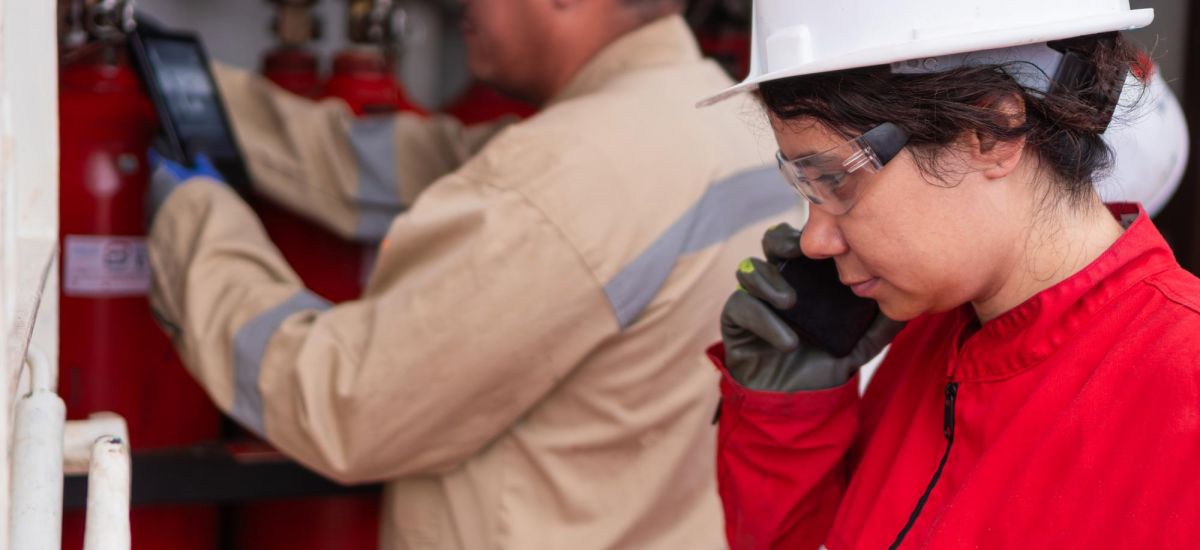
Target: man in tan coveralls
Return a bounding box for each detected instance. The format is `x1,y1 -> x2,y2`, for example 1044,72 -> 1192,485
146,1 -> 803,548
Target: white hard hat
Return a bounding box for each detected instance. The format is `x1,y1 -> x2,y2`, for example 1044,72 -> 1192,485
1099,66 -> 1190,217
699,0 -> 1154,106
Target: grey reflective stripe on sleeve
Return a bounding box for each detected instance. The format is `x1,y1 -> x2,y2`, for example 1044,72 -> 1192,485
355,205 -> 400,242
231,289 -> 332,436
350,116 -> 405,241
603,166 -> 796,329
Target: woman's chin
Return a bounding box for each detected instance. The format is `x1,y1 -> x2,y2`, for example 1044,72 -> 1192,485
876,298 -> 923,323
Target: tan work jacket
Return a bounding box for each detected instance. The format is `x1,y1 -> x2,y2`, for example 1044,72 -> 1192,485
149,15 -> 804,549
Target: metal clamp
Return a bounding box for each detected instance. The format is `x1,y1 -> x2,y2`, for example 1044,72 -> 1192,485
347,0 -> 405,46
269,0 -> 322,45
83,0 -> 135,42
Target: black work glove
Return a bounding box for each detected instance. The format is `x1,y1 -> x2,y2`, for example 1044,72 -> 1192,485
720,223 -> 905,392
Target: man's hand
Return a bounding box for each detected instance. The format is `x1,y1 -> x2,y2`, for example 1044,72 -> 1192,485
146,149 -> 225,225
720,223 -> 904,392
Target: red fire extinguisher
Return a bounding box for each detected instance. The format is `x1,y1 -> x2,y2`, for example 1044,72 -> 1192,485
319,0 -> 425,116
322,47 -> 425,116
688,0 -> 753,80
261,0 -> 322,98
442,81 -> 536,126
58,34 -> 220,550
695,28 -> 752,80
262,46 -> 322,99
233,495 -> 383,550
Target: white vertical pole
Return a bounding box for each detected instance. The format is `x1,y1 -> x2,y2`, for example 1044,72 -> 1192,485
0,0 -> 14,542
0,0 -> 59,548
9,350 -> 65,550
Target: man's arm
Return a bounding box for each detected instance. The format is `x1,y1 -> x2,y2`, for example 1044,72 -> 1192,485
214,63 -> 512,242
148,168 -> 613,483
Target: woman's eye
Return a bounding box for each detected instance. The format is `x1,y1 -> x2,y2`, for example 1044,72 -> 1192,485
817,173 -> 845,188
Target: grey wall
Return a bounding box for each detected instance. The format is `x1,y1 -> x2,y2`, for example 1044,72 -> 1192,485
136,1 -> 1191,106
1129,0 -> 1190,96
134,0 -> 467,109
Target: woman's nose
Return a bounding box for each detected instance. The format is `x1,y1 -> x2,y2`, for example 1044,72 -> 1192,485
800,207 -> 848,259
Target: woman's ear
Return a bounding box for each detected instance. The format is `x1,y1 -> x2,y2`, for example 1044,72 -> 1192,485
965,93 -> 1028,179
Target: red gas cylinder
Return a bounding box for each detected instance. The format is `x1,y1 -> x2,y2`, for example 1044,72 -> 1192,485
255,44 -> 369,304
696,29 -> 752,80
262,45 -> 322,99
233,495 -> 382,550
58,44 -> 220,549
322,48 -> 426,116
443,81 -> 536,125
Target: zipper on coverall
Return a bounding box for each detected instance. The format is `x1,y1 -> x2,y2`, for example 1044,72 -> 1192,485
888,382 -> 959,549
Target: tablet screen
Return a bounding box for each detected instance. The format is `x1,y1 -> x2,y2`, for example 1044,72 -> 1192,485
143,36 -> 239,163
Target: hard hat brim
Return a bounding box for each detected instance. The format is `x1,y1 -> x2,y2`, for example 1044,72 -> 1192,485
697,9 -> 1154,107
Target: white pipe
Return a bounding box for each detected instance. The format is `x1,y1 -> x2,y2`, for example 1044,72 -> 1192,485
25,345 -> 53,394
63,413 -> 129,475
8,348 -> 66,550
82,437 -> 131,550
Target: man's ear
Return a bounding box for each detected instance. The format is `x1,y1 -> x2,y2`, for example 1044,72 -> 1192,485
963,93 -> 1028,180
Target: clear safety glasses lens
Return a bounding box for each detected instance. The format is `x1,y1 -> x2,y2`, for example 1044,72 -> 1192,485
775,123 -> 909,215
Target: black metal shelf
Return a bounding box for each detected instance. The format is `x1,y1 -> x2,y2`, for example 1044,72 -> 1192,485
63,441 -> 381,509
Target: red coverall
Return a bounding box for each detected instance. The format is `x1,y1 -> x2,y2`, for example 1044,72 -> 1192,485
712,204 -> 1200,549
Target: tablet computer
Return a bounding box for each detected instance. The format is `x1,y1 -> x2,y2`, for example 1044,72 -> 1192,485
127,22 -> 251,191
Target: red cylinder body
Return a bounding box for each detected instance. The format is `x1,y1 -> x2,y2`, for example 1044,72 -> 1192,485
262,46 -> 323,99
696,29 -> 752,80
233,495 -> 381,550
58,46 -> 220,549
322,48 -> 426,116
255,201 -> 372,303
256,45 -> 368,303
443,81 -> 536,125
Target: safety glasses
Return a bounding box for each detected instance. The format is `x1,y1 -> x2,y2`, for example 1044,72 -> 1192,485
775,122 -> 909,215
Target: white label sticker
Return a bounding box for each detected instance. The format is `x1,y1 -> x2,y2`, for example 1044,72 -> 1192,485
64,235 -> 151,297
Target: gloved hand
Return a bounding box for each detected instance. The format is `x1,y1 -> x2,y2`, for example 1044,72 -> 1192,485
720,223 -> 905,392
146,148 -> 225,224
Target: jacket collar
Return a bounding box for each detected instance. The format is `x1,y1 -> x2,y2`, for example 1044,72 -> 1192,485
949,203 -> 1179,382
547,14 -> 702,107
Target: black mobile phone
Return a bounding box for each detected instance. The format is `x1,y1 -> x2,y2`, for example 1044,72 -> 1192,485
127,21 -> 251,191
774,256 -> 880,357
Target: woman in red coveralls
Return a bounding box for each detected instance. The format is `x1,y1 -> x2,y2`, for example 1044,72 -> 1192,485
698,0 -> 1200,548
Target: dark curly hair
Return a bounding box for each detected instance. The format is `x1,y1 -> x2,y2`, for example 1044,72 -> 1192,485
758,33 -> 1143,206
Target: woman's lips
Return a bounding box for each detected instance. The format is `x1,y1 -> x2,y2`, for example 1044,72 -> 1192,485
846,277 -> 881,298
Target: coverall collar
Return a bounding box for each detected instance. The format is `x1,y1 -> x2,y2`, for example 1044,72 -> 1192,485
548,14 -> 702,107
949,203 -> 1177,382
